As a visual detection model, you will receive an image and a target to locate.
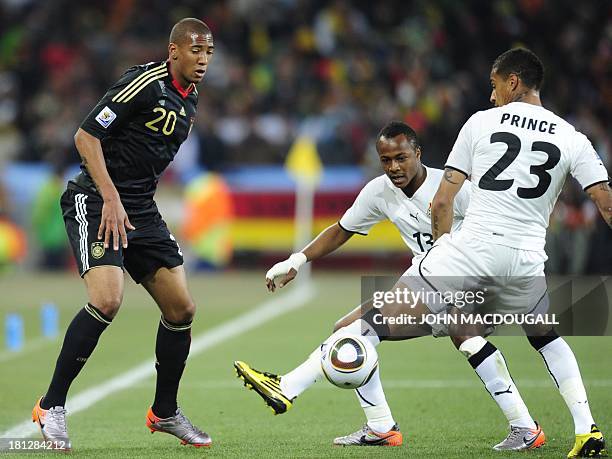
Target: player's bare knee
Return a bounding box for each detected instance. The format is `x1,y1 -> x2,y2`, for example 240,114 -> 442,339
94,295 -> 123,318
523,322 -> 552,337
448,312 -> 485,340
165,300 -> 196,324
448,322 -> 464,339
182,300 -> 196,322
450,335 -> 468,349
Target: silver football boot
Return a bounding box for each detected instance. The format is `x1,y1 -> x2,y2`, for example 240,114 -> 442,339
146,407 -> 212,447
493,422 -> 546,451
32,397 -> 72,451
333,423 -> 403,446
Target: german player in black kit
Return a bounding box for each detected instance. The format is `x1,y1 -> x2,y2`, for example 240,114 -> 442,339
32,18 -> 214,449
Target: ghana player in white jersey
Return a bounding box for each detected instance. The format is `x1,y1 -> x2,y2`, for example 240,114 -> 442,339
428,48 -> 609,458
237,49 -> 610,455
235,121 -> 549,450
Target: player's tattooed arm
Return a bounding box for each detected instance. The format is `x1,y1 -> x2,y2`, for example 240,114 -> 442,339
432,214 -> 441,239
431,202 -> 453,240
586,181 -> 612,229
431,168 -> 466,240
443,169 -> 460,185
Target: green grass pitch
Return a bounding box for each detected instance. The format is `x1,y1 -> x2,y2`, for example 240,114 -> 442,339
0,271 -> 610,458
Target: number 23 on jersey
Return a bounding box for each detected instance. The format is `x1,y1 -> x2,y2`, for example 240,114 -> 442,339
479,131 -> 560,199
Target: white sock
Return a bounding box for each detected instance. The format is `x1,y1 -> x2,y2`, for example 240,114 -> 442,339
538,338 -> 594,434
279,347 -> 323,399
355,367 -> 395,433
280,319 -> 379,399
460,337 -> 536,429
342,318 -> 381,347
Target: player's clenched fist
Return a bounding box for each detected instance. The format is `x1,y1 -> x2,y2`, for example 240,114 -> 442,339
265,252 -> 307,292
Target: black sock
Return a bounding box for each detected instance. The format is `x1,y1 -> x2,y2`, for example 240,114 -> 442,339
41,304 -> 111,409
152,317 -> 192,418
467,341 -> 498,369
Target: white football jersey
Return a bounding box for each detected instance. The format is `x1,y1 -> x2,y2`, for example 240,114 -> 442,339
446,102 -> 609,251
339,166 -> 472,256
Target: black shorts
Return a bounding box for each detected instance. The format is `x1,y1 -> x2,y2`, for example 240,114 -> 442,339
61,187 -> 183,283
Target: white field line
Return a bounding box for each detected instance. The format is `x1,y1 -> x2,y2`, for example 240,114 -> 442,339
0,336 -> 60,364
129,378 -> 612,390
0,281 -> 315,439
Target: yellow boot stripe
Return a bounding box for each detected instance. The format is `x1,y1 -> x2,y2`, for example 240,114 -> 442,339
260,380 -> 284,395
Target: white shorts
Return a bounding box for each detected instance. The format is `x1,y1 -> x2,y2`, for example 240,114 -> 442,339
404,230 -> 548,316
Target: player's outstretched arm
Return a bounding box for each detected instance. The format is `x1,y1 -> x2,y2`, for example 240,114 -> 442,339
586,181 -> 612,229
431,168 -> 466,240
74,128 -> 135,250
265,223 -> 353,292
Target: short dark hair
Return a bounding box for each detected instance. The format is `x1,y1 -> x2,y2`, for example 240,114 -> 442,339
492,48 -> 544,90
169,18 -> 211,45
377,121 -> 420,149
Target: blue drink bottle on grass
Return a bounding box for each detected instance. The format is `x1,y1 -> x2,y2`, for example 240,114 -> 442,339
5,313 -> 24,351
41,302 -> 59,338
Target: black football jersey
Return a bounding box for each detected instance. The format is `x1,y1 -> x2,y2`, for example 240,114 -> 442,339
71,60 -> 198,218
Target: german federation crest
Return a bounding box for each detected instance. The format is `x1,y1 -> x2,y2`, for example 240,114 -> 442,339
91,242 -> 105,259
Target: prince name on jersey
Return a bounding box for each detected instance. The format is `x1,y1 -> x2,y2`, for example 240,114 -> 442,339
339,166 -> 472,257
446,102 -> 608,251
71,60 -> 197,217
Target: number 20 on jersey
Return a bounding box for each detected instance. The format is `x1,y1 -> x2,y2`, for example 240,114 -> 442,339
145,107 -> 177,135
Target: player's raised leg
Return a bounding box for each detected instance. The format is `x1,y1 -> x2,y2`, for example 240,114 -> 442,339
235,306 -> 378,412
33,266 -> 123,451
234,302 -> 381,416
525,325 -> 606,458
141,265 -> 211,447
235,288 -> 432,446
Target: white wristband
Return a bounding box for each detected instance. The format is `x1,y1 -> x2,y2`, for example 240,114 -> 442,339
288,252 -> 308,270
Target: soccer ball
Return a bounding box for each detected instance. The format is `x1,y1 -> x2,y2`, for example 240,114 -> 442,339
320,334 -> 378,389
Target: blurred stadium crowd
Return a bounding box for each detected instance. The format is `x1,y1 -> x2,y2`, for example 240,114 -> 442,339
0,0 -> 610,273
